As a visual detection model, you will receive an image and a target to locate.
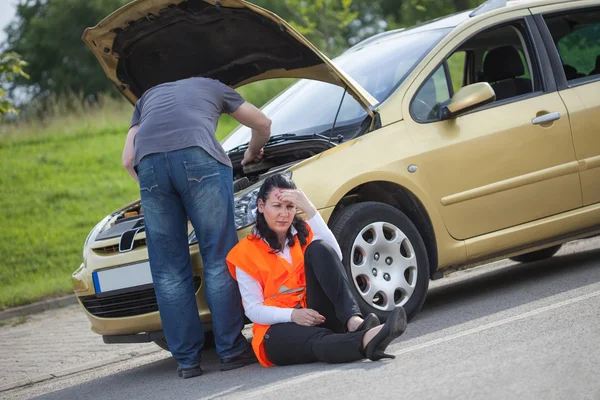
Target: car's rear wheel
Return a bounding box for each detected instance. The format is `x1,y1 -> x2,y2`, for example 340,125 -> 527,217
153,331 -> 215,352
330,202 -> 430,322
509,244 -> 562,263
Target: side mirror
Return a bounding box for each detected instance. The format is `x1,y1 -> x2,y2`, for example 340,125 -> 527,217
438,82 -> 496,120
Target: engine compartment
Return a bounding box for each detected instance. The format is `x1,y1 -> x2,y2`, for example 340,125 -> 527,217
230,137 -> 336,190
95,137 -> 336,239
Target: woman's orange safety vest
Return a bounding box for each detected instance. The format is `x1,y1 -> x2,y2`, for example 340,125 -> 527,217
226,227 -> 314,367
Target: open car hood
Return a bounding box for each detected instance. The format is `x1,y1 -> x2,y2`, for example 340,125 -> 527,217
82,0 -> 377,116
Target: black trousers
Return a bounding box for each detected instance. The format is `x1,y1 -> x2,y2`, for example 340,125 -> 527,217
263,240 -> 366,365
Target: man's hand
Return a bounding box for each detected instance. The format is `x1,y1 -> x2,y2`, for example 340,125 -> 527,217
291,308 -> 325,326
241,148 -> 264,166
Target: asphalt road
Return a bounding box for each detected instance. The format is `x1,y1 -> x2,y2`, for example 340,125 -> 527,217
6,237 -> 600,400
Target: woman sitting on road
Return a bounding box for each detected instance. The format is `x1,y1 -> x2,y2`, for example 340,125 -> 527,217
226,173 -> 407,367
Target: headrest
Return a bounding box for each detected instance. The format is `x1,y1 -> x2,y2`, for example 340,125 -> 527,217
483,46 -> 525,82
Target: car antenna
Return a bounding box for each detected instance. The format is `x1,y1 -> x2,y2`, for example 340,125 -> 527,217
328,85 -> 347,146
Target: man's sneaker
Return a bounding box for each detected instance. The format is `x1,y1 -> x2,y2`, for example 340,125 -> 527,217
177,365 -> 203,379
220,345 -> 258,371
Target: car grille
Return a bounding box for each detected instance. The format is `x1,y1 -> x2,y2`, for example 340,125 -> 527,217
92,238 -> 147,254
81,277 -> 202,318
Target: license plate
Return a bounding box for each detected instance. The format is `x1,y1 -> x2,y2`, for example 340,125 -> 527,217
92,261 -> 153,294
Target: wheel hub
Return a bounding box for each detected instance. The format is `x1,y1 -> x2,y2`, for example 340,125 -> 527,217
350,221 -> 418,311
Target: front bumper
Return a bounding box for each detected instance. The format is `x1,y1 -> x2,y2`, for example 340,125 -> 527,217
74,275 -> 211,336
102,330 -> 166,344
73,226 -> 254,337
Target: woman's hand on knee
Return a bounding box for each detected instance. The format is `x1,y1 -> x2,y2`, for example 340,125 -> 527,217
291,308 -> 325,326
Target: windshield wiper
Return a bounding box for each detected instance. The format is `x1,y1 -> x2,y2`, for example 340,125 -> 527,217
226,134 -> 294,154
265,133 -> 298,145
226,133 -> 333,154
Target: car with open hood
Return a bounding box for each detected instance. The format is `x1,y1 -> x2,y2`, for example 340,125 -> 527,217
74,0 -> 600,350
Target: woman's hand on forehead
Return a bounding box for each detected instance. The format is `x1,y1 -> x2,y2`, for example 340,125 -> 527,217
275,189 -> 317,219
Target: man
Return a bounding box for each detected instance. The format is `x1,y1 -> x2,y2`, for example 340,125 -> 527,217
122,76 -> 272,379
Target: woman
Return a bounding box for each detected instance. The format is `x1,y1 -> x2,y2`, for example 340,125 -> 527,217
226,173 -> 407,367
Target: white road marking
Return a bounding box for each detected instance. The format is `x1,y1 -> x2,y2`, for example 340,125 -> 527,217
199,385 -> 244,400
232,289 -> 600,399
393,289 -> 600,357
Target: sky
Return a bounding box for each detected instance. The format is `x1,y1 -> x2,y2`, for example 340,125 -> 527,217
0,1 -> 18,48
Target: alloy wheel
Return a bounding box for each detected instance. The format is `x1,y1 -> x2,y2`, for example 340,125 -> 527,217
350,221 -> 418,311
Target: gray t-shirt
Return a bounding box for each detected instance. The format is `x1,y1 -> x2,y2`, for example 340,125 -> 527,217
130,77 -> 245,167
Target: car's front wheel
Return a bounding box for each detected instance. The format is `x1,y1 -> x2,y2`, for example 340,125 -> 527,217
153,338 -> 170,351
330,202 -> 430,322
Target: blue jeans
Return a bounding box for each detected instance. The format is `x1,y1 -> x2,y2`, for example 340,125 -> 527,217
136,146 -> 246,368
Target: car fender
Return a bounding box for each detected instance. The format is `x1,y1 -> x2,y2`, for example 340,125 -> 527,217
289,121 -> 467,267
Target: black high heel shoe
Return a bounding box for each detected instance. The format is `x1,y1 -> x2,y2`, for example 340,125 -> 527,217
355,313 -> 381,332
364,307 -> 407,361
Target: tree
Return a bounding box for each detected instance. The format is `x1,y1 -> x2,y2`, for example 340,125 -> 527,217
248,0 -> 358,56
282,0 -> 358,56
0,52 -> 29,119
4,0 -> 129,100
3,0 -> 487,102
349,0 -> 486,44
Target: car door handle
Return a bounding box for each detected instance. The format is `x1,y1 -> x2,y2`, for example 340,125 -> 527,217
532,112 -> 561,125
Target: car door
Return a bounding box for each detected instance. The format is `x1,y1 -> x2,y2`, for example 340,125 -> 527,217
532,2 -> 600,206
402,11 -> 582,241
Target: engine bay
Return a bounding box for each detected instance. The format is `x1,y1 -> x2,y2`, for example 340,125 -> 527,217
96,136 -> 337,239
230,136 -> 336,191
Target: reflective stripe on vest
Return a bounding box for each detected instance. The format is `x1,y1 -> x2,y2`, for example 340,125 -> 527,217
272,285 -> 306,297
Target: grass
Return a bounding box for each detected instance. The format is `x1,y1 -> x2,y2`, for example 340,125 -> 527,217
0,79 -> 292,310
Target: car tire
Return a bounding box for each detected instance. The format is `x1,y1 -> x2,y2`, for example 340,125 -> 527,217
330,202 -> 430,322
509,244 -> 562,263
153,331 -> 216,352
153,338 -> 170,351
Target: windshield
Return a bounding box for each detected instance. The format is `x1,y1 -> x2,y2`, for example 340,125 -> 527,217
222,28 -> 450,151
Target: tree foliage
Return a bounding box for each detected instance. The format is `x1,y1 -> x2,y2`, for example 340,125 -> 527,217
0,52 -> 29,119
349,0 -> 484,43
4,0 -> 129,100
3,0 -> 486,104
281,0 -> 358,56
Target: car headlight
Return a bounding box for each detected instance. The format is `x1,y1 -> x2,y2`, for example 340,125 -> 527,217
188,171 -> 292,243
234,185 -> 261,230
83,215 -> 111,260
188,230 -> 198,245
187,185 -> 259,245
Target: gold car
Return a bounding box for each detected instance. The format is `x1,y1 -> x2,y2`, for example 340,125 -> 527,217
73,0 -> 600,349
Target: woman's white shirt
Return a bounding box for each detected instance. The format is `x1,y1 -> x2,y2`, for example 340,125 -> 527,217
235,212 -> 342,325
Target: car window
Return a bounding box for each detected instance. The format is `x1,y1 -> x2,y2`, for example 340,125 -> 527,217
481,48 -> 532,80
474,24 -> 536,101
543,8 -> 600,82
447,51 -> 466,93
411,66 -> 450,122
411,20 -> 538,123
